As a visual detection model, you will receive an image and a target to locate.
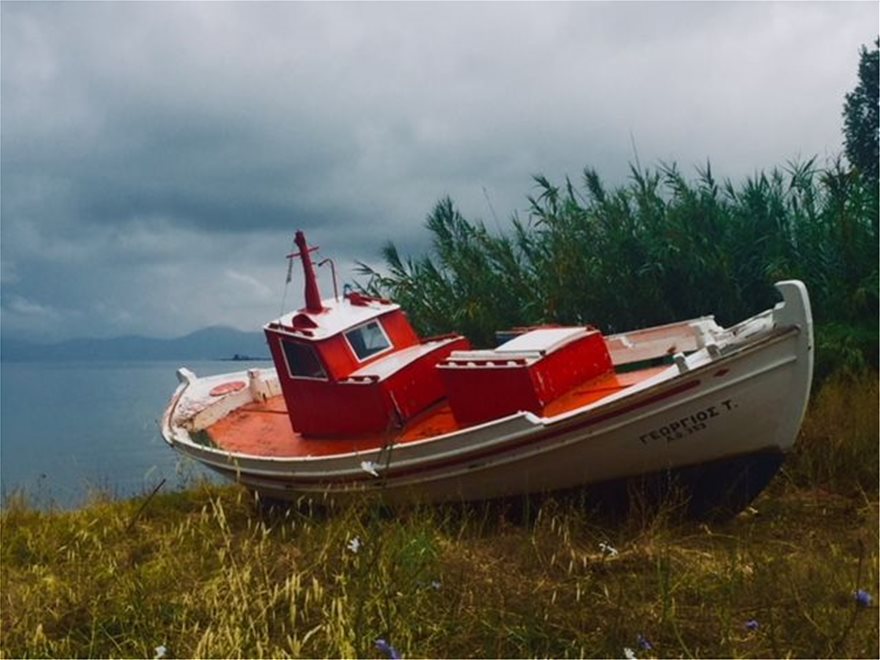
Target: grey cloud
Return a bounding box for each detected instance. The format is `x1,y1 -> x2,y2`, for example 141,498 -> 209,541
2,1 -> 876,341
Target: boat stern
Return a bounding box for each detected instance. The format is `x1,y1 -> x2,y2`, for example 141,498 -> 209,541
770,280 -> 815,442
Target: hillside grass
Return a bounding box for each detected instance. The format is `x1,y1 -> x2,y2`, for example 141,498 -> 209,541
1,375 -> 878,659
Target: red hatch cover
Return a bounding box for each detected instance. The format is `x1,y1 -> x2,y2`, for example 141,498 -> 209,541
210,381 -> 247,397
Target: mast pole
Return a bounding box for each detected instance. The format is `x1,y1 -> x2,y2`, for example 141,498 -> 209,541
289,230 -> 324,313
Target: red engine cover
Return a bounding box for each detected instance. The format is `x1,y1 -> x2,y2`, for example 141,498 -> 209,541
439,329 -> 612,427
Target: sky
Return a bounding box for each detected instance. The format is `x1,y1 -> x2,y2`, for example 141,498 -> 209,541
1,1 -> 876,342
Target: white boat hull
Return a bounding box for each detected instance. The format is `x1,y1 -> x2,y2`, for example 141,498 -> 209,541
161,281 -> 813,513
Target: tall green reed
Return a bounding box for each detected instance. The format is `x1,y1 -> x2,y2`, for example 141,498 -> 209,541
358,160 -> 878,381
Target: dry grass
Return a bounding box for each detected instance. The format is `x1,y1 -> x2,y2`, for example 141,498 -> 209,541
785,370 -> 879,494
1,376 -> 878,659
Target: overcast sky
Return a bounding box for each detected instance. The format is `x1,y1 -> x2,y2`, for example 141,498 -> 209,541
2,2 -> 876,342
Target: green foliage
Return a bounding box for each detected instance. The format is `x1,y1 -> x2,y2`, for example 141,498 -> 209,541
360,160 -> 878,382
843,39 -> 879,185
814,322 -> 879,384
359,198 -> 540,347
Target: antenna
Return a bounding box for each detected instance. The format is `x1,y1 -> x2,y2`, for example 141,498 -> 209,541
318,258 -> 339,301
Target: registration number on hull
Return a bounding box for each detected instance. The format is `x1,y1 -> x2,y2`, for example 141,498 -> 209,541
639,399 -> 737,444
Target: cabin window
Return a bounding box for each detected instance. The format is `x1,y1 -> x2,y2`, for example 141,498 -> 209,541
345,320 -> 392,361
281,340 -> 328,380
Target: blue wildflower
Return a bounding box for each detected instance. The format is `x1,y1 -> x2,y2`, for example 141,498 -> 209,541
636,633 -> 653,650
745,619 -> 759,632
855,589 -> 872,607
375,638 -> 401,659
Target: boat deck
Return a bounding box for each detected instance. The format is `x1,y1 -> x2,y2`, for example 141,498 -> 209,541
204,365 -> 669,457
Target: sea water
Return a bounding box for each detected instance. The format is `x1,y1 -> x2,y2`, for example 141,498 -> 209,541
0,360 -> 268,509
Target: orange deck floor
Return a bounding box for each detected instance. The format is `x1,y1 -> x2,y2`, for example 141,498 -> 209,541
205,366 -> 668,457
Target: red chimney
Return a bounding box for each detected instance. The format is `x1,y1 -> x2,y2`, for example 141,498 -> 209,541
292,231 -> 324,313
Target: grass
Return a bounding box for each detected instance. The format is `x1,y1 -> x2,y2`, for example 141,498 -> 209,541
786,371 -> 879,494
1,375 -> 878,659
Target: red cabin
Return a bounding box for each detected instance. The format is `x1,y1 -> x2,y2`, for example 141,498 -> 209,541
264,232 -> 469,437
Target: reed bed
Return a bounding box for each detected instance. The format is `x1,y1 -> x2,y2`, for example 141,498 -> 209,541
358,160 -> 878,383
2,376 -> 877,659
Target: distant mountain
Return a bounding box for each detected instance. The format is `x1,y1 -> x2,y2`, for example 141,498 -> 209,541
1,326 -> 270,362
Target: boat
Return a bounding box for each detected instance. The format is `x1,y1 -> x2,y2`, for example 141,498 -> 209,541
161,230 -> 814,516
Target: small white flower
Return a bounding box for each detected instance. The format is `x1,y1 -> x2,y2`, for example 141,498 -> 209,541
360,460 -> 381,477
154,645 -> 167,659
431,580 -> 442,590
599,542 -> 619,558
624,647 -> 637,659
347,537 -> 362,553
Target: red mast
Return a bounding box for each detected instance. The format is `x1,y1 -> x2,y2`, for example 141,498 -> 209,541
288,230 -> 324,313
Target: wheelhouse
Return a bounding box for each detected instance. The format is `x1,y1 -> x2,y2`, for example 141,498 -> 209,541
264,231 -> 469,437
